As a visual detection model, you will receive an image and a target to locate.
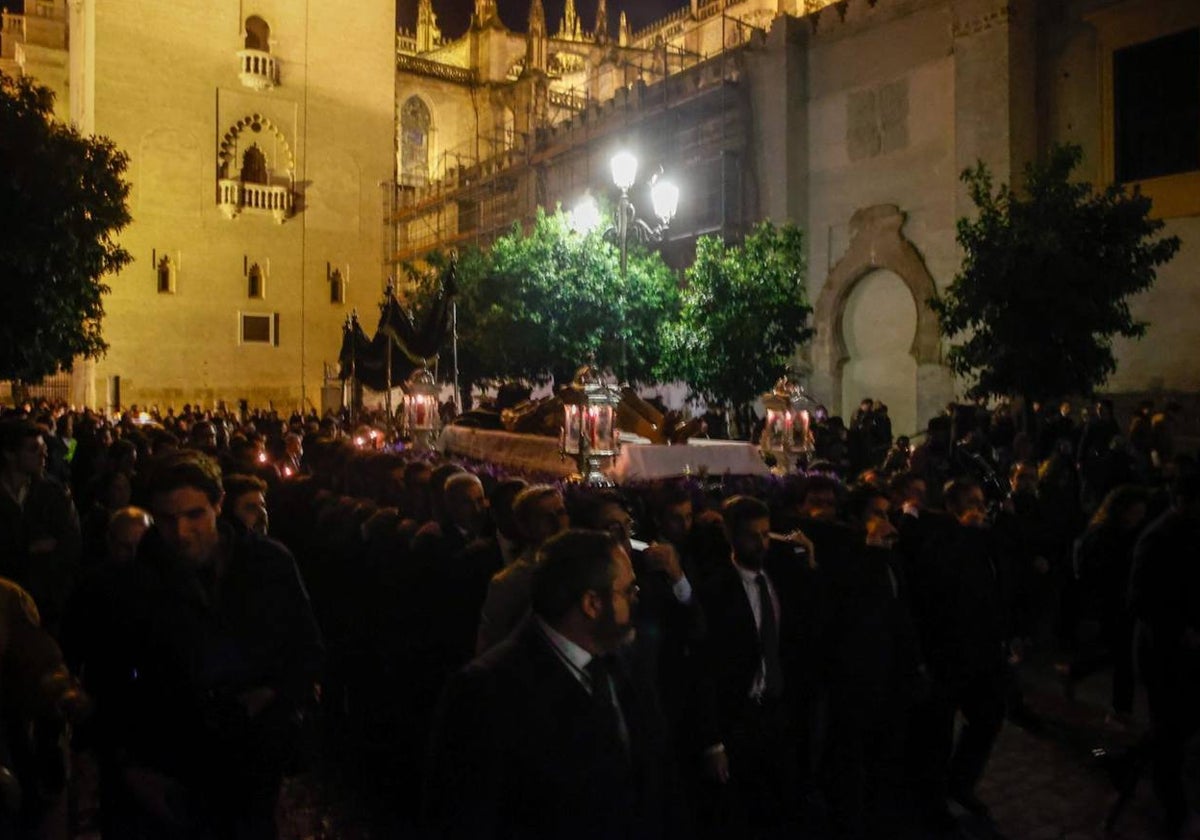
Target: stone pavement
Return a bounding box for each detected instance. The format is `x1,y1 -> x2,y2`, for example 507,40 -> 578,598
269,659 -> 1176,839
968,653 -> 1169,840
73,658 -> 1177,839
975,694 -> 1160,840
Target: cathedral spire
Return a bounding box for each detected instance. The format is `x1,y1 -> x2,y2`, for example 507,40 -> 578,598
473,0 -> 499,27
526,0 -> 547,71
559,0 -> 580,40
594,0 -> 608,43
618,11 -> 629,46
416,0 -> 442,52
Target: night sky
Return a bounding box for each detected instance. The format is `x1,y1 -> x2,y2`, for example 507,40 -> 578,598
0,0 -> 689,42
396,0 -> 691,40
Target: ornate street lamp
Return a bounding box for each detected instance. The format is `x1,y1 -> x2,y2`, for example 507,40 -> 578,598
608,151 -> 679,278
759,373 -> 818,472
560,364 -> 622,486
404,366 -> 440,450
571,150 -> 680,382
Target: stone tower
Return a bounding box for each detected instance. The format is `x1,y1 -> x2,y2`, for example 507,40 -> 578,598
63,0 -> 397,409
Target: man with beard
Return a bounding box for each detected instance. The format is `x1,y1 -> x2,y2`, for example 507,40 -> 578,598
691,495 -> 811,840
424,528 -> 670,839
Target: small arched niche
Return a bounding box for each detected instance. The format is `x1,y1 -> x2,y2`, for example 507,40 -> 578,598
245,16 -> 271,52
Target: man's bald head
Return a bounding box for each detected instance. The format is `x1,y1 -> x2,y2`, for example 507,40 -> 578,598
107,506 -> 152,565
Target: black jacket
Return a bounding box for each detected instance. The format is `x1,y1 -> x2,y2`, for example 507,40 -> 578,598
910,522 -> 1012,682
424,618 -> 670,839
91,524 -> 323,789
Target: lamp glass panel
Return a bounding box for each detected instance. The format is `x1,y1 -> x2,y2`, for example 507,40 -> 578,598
651,180 -> 679,222
611,151 -> 638,190
563,404 -> 582,455
570,195 -> 601,234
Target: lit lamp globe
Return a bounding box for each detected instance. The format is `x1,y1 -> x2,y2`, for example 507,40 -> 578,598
759,374 -> 818,472
650,179 -> 680,224
560,364 -> 623,486
610,150 -> 638,192
569,194 -> 601,235
404,367 -> 441,449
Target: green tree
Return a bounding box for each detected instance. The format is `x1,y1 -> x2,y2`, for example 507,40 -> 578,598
932,143 -> 1181,406
0,72 -> 132,384
414,208 -> 680,393
658,221 -> 813,433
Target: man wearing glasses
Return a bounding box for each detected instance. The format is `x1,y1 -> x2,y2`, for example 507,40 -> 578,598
425,528 -> 670,839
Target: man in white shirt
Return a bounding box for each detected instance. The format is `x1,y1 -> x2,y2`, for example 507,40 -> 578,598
692,495 -> 807,840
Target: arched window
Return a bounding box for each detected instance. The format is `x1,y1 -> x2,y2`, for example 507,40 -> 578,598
241,144 -> 268,184
400,96 -> 432,187
245,16 -> 270,52
156,255 -> 175,294
330,269 -> 345,304
248,263 -> 265,299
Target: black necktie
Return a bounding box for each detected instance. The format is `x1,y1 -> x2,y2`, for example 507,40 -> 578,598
756,573 -> 784,699
586,656 -> 627,751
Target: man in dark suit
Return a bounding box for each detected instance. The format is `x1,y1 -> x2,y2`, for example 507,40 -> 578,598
411,472 -> 489,571
89,451 -> 323,839
908,477 -> 1013,826
823,486 -> 922,839
429,478 -> 527,675
424,528 -> 670,839
1129,471 -> 1200,835
691,495 -> 812,839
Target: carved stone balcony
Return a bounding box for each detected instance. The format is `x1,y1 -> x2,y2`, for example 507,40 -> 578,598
237,48 -> 279,90
218,179 -> 292,223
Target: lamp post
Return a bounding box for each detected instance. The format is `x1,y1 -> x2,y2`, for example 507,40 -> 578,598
572,150 -> 679,382
608,151 -> 679,278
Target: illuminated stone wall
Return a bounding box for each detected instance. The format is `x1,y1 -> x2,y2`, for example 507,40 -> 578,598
64,0 -> 396,410
392,0 -> 1200,428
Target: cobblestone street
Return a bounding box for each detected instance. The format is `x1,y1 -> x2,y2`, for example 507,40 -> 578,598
977,690 -> 1160,840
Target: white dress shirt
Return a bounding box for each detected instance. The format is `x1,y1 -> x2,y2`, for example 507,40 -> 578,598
733,560 -> 780,700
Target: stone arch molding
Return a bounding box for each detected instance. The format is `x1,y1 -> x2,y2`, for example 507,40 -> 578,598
218,114 -> 295,181
811,204 -> 944,418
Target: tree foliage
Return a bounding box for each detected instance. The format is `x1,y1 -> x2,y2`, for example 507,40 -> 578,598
410,207 -> 680,389
658,221 -> 813,411
0,72 -> 132,382
932,143 -> 1180,403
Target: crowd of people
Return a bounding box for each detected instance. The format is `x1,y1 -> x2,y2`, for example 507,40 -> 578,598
0,394 -> 1196,839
